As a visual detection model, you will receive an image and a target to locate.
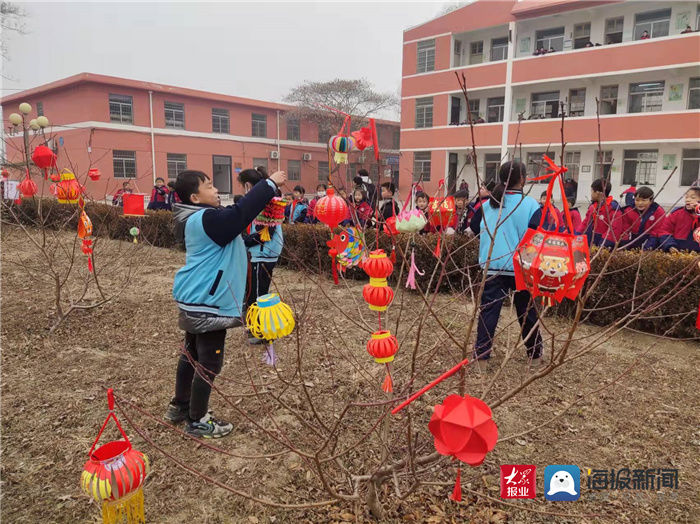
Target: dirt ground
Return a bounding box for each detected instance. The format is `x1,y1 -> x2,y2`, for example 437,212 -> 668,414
2,227 -> 699,523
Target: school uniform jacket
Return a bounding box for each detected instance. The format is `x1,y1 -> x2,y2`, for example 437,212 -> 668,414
581,199 -> 622,247
618,203 -> 665,250
657,207 -> 699,252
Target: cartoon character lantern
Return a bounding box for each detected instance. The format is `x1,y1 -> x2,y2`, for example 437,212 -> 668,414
246,293 -> 295,366
81,389 -> 150,524
316,187 -> 351,284
513,156 -> 590,304
52,169 -> 84,204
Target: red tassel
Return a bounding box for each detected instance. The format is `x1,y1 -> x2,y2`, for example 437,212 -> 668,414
450,466 -> 462,502
696,300 -> 700,330
87,257 -> 93,273
381,368 -> 393,393
332,257 -> 339,285
433,236 -> 441,258
390,247 -> 396,263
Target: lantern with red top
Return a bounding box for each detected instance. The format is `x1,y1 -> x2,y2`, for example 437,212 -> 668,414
18,169 -> 37,198
51,169 -> 84,204
31,145 -> 57,180
366,330 -> 398,392
513,155 -> 590,305
88,168 -> 101,181
316,186 -> 350,284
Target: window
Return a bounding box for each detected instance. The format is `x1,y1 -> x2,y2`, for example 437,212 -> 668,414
415,97 -> 433,128
531,91 -> 560,118
252,113 -> 267,137
468,98 -> 480,122
594,150 -> 613,180
628,81 -> 664,113
253,158 -> 268,172
470,41 -> 483,64
623,150 -> 658,185
413,152 -> 431,182
318,161 -> 329,181
487,97 -> 505,123
416,39 -> 435,73
450,96 -> 462,125
113,150 -> 136,178
564,151 -> 581,181
211,108 -> 229,134
536,27 -> 565,52
110,94 -> 133,124
573,22 -> 591,49
392,130 -> 400,149
167,153 -> 187,179
484,153 -> 501,183
490,37 -> 508,61
681,149 -> 700,186
164,101 -> 184,129
688,78 -> 700,110
599,85 -> 618,115
212,155 -> 232,194
37,102 -> 44,116
634,9 -> 671,40
568,88 -> 586,117
527,152 -> 547,177
287,159 -> 301,181
453,39 -> 463,67
287,119 -> 300,141
605,17 -> 624,44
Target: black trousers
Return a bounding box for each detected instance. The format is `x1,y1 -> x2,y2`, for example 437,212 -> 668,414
246,261 -> 276,309
173,330 -> 226,421
474,274 -> 543,360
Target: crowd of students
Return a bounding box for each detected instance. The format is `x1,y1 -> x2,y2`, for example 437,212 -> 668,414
111,177 -> 181,209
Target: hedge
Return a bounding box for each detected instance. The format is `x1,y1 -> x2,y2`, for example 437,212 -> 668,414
5,198 -> 699,338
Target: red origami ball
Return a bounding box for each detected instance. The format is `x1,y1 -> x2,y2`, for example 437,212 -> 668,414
428,394 -> 498,467
362,283 -> 394,312
362,249 -> 394,279
315,187 -> 348,229
366,330 -> 398,363
31,145 -> 56,170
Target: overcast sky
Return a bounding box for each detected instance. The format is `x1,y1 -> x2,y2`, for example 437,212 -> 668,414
2,1 -> 457,118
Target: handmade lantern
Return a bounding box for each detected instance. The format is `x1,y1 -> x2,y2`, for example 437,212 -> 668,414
362,248 -> 394,280
129,227 -> 140,244
361,248 -> 394,310
79,210 -> 94,272
366,330 -> 398,392
329,135 -> 355,164
88,168 -> 102,181
31,145 -> 57,180
18,170 -> 37,198
429,394 -> 498,501
396,208 -> 427,234
315,187 -> 348,229
81,389 -> 150,524
52,170 -> 84,204
428,196 -> 456,230
513,156 -> 590,304
123,193 -> 145,216
326,227 -> 365,273
253,197 -> 287,242
245,293 -> 295,365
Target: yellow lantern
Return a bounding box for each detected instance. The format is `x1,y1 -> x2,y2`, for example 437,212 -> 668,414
246,293 -> 295,366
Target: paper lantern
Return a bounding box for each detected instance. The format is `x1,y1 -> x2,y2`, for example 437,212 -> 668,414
32,145 -> 57,180
18,170 -> 37,198
123,193 -> 145,216
429,394 -> 498,501
428,196 -> 456,230
362,249 -> 394,280
1,169 -> 9,178
81,389 -> 150,524
396,208 -> 428,233
52,170 -> 84,204
366,330 -> 398,392
327,226 -> 365,270
329,135 -> 355,164
19,102 -> 32,114
383,215 -> 399,236
314,187 -> 349,229
253,197 -> 287,241
78,210 -> 94,272
246,293 -> 295,366
362,282 -> 394,312
88,168 -> 101,181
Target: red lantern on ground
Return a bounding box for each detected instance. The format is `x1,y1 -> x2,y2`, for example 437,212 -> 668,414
428,196 -> 456,229
88,168 -> 101,181
52,170 -> 84,204
315,187 -> 349,229
31,145 -> 57,180
366,330 -> 398,392
429,394 -> 498,501
18,170 -> 37,198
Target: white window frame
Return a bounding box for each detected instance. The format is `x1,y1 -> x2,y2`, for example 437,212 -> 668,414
484,153 -> 501,183
468,99 -> 480,122
453,39 -> 463,67
211,108 -> 229,134
416,39 -> 435,73
527,152 -> 547,178
487,97 -> 505,123
568,88 -> 586,117
110,94 -> 133,124
470,41 -> 484,64
634,9 -> 671,40
623,149 -> 658,186
113,150 -> 136,178
287,119 -> 300,141
490,37 -> 508,62
164,101 -> 185,129
688,78 -> 700,110
681,148 -> 700,186
413,152 -> 431,182
628,81 -> 664,113
167,153 -> 187,179
599,85 -> 618,115
594,150 -> 614,180
605,17 -> 624,44
252,113 -> 267,137
536,27 -> 565,52
531,91 -> 560,118
415,97 -> 434,128
564,151 -> 581,182
573,22 -> 591,49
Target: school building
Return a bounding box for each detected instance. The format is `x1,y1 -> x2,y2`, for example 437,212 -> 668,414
400,0 -> 700,206
1,73 -> 400,202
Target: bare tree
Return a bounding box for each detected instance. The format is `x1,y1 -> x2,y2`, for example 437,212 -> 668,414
1,1 -> 28,71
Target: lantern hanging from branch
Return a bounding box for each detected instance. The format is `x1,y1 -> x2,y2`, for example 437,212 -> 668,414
18,169 -> 37,198
81,389 -> 150,524
328,135 -> 355,164
31,145 -> 57,180
79,210 -> 94,272
88,168 -> 102,181
52,170 -> 84,204
326,226 -> 366,274
253,197 -> 287,242
316,187 -> 350,284
366,330 -> 398,392
429,394 -> 498,501
396,194 -> 429,288
245,293 -> 295,366
361,248 -> 394,310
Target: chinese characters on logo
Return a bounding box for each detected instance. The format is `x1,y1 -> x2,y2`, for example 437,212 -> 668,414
500,465 -> 536,499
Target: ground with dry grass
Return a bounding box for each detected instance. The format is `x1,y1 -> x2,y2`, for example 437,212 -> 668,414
1,227 -> 698,523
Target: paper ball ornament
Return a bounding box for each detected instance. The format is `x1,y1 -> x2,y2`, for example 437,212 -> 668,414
396,209 -> 428,233
366,330 -> 398,363
19,102 -> 32,114
246,293 -> 295,341
329,135 -> 355,164
32,145 -> 57,179
314,187 -> 349,229
18,171 -> 37,198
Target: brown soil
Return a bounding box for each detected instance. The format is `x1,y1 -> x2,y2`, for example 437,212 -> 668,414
2,227 -> 698,523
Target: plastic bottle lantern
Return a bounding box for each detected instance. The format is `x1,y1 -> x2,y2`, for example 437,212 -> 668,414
81,389 -> 150,524
18,170 -> 37,198
328,135 -> 355,164
428,196 -> 456,229
246,293 -> 295,366
88,168 -> 101,181
429,394 -> 498,501
52,170 -> 84,204
314,187 -> 349,229
31,145 -> 57,180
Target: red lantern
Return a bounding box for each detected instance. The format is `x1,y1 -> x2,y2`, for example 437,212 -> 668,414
123,193 -> 145,216
428,196 -> 456,230
88,168 -> 101,181
52,170 -> 84,204
314,187 -> 348,229
1,169 -> 9,178
429,394 -> 498,501
362,249 -> 393,279
18,170 -> 37,198
31,145 -> 57,180
362,283 -> 394,312
366,330 -> 398,392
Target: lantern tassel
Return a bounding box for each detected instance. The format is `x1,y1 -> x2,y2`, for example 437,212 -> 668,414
260,226 -> 271,242
433,236 -> 441,258
390,247 -> 396,264
102,488 -> 145,524
333,152 -> 348,164
450,466 -> 462,502
381,364 -> 393,393
330,249 -> 339,285
405,248 -> 424,290
87,256 -> 94,273
263,344 -> 277,366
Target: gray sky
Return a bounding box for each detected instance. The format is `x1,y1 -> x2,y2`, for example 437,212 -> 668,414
2,1 -> 450,118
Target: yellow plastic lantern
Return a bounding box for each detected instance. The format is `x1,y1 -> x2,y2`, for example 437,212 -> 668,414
246,293 -> 295,341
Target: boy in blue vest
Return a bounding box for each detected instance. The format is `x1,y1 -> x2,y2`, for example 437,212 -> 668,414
164,169 -> 287,438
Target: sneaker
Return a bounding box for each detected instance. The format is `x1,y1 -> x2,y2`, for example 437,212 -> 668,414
164,402 -> 189,424
185,412 -> 233,439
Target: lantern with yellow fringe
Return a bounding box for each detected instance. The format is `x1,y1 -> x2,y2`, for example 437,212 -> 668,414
246,293 -> 295,366
366,330 -> 398,392
253,197 -> 287,242
52,169 -> 84,204
81,389 -> 150,524
328,135 -> 355,164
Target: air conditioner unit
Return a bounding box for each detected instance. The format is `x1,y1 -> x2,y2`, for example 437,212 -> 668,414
302,153 -> 312,161
270,151 -> 279,159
